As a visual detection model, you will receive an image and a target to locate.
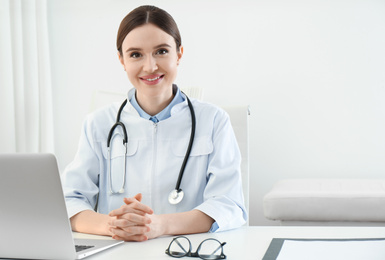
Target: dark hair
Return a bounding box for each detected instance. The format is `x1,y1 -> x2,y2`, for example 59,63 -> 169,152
116,5 -> 182,55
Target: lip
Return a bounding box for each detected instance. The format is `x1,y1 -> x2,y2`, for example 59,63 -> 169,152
139,74 -> 164,85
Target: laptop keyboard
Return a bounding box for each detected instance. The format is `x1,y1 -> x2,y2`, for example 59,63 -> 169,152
75,245 -> 95,252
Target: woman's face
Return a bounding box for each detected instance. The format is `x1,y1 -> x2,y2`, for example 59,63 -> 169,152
119,23 -> 183,100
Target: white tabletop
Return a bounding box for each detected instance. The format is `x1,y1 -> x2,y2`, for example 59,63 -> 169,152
73,226 -> 385,260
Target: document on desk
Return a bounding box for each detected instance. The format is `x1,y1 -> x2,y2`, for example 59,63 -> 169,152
262,238 -> 385,260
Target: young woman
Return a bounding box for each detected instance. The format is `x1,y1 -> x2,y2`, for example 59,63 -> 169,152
62,5 -> 247,242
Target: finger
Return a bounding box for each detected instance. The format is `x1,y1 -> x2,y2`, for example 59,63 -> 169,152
109,214 -> 151,227
113,206 -> 148,217
123,197 -> 152,210
134,193 -> 142,202
109,201 -> 153,217
112,233 -> 148,242
121,225 -> 150,235
109,202 -> 153,217
124,197 -> 154,214
110,226 -> 150,238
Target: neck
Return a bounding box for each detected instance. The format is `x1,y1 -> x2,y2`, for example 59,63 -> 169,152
135,89 -> 174,116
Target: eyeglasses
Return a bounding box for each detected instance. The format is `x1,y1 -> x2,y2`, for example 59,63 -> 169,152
165,236 -> 227,259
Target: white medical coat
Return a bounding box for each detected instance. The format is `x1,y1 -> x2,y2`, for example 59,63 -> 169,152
62,89 -> 247,232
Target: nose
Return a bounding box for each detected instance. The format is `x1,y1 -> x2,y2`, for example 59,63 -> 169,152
143,55 -> 158,73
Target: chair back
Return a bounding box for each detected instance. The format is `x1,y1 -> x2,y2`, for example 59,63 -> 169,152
222,105 -> 250,225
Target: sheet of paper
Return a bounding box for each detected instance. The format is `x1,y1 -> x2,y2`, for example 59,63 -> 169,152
277,240 -> 385,260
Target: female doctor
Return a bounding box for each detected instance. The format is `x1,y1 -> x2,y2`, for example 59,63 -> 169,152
62,5 -> 247,242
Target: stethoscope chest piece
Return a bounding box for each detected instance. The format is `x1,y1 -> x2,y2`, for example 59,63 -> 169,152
168,189 -> 184,205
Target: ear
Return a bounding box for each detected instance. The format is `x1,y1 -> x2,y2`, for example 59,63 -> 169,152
177,46 -> 184,65
118,51 -> 126,70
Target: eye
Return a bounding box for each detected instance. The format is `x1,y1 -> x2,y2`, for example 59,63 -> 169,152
129,52 -> 142,58
156,49 -> 169,55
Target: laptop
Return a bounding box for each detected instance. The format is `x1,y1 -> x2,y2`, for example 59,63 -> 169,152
0,153 -> 123,259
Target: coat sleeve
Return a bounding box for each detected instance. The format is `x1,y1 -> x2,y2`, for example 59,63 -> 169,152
194,109 -> 247,232
61,116 -> 101,218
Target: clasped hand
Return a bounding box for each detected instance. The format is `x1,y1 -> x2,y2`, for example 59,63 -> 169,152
108,193 -> 157,242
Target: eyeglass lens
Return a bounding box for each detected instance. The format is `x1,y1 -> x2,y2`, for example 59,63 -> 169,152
197,239 -> 224,259
169,236 -> 191,257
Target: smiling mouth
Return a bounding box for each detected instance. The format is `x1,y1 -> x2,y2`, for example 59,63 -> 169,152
141,75 -> 164,82
146,76 -> 162,82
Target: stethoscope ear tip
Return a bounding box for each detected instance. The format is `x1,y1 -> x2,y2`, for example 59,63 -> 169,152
109,189 -> 125,195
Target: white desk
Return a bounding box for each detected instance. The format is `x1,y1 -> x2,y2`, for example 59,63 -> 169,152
74,226 -> 385,259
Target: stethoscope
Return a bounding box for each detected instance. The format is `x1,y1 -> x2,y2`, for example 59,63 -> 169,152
107,93 -> 196,205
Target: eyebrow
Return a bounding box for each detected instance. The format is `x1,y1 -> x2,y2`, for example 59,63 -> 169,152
125,43 -> 172,53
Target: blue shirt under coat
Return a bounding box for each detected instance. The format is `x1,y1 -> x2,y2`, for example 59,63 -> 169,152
130,85 -> 185,123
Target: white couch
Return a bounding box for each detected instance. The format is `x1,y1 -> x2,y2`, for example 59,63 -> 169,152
263,179 -> 385,226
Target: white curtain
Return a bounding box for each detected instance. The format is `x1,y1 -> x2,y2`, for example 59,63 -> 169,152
0,0 -> 54,153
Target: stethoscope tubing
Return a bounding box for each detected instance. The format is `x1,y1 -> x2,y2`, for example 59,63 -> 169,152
174,96 -> 195,193
107,99 -> 128,147
106,93 -> 195,204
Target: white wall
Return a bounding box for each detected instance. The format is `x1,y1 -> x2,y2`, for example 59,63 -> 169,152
47,0 -> 385,226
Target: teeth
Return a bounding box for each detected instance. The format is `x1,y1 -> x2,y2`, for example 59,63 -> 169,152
146,76 -> 161,82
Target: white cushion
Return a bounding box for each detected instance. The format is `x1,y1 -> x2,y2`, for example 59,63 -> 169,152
263,179 -> 385,222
